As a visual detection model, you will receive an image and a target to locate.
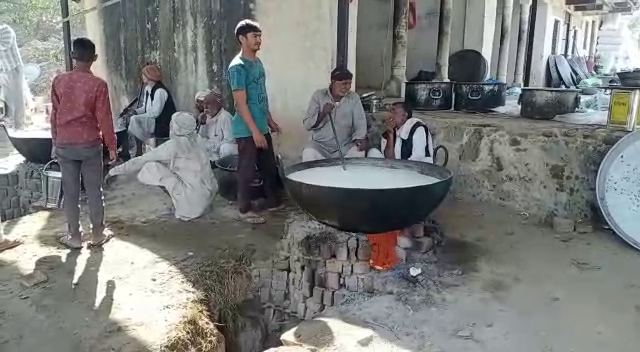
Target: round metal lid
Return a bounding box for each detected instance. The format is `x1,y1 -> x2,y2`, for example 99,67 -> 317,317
448,49 -> 488,83
596,130 -> 640,250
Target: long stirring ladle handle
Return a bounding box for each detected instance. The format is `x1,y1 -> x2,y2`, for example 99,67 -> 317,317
328,108 -> 347,171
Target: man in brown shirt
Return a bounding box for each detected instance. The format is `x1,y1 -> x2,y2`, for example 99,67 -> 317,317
50,38 -> 116,249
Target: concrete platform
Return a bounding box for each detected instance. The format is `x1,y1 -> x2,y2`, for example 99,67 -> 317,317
408,111 -> 627,220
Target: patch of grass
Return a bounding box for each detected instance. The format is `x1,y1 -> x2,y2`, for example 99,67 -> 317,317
161,249 -> 254,351
192,249 -> 253,336
160,300 -> 224,352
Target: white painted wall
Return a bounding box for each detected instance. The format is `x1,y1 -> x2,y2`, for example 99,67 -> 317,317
528,0 -> 598,87
356,0 -> 499,89
356,0 -> 601,90
356,0 -> 461,89
255,0 -> 359,158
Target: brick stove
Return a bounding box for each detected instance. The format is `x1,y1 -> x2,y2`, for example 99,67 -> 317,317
252,214 -> 439,323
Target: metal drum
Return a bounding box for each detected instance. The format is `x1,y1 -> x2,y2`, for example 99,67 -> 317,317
453,82 -> 507,112
41,160 -> 63,209
405,81 -> 454,111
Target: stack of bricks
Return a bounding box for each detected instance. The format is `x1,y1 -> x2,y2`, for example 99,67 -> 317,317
252,215 -> 376,323
395,223 -> 436,263
0,164 -> 42,221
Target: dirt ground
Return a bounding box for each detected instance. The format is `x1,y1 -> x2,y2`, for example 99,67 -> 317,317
316,198 -> 640,352
1,170 -> 639,351
0,175 -> 288,352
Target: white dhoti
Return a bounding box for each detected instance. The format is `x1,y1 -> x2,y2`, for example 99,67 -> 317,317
0,66 -> 26,129
128,115 -> 155,142
137,161 -> 213,220
219,142 -> 238,158
207,142 -> 238,162
302,145 -> 383,162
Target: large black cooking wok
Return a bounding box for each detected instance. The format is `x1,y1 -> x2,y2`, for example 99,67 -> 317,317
1,124 -> 52,164
284,158 -> 453,234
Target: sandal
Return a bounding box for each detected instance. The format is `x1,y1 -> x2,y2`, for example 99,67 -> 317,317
0,237 -> 24,253
58,235 -> 83,250
88,231 -> 115,248
267,204 -> 285,212
236,212 -> 266,225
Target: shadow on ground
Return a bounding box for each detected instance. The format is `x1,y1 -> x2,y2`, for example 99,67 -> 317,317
0,183 -> 290,351
0,243 -> 150,351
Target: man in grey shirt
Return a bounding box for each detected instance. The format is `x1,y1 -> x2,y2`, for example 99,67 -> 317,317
302,68 -> 383,161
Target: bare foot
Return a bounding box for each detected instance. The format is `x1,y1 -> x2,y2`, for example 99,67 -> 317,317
0,237 -> 24,253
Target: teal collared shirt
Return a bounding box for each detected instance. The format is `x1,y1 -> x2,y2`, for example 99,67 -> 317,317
227,55 -> 270,138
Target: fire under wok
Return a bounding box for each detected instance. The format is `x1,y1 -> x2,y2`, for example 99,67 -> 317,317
284,157 -> 453,234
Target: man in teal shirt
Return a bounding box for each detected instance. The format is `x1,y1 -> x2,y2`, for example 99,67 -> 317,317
228,19 -> 282,224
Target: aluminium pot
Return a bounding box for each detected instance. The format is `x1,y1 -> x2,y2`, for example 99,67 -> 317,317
453,82 -> 507,112
405,81 -> 453,111
284,158 -> 453,234
361,92 -> 383,113
519,88 -> 581,120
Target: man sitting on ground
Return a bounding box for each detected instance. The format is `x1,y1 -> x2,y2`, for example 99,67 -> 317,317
197,89 -> 237,162
106,112 -> 217,221
126,64 -> 176,156
302,67 -> 382,161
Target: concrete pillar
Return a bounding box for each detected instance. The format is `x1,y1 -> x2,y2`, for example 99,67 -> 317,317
435,0 -> 453,81
513,0 -> 531,87
528,0 -> 550,87
463,0 -> 498,70
588,19 -> 597,59
384,0 -> 409,98
496,0 -> 514,83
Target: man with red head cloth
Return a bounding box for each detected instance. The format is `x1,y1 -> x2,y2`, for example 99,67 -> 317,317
127,64 -> 176,156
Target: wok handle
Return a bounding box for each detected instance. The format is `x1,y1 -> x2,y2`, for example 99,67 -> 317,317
434,145 -> 449,167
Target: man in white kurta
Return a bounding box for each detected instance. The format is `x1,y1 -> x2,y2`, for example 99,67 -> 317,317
0,24 -> 26,129
107,112 -> 218,220
197,90 -> 237,162
127,65 -> 173,146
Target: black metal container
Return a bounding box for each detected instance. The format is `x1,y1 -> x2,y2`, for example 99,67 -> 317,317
453,82 -> 507,112
214,155 -> 265,202
1,125 -> 52,164
617,70 -> 640,87
213,154 -> 285,202
284,158 -> 453,234
519,88 -> 581,120
405,81 -> 454,111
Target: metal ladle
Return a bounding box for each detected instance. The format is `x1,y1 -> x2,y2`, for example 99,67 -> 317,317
328,101 -> 347,170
